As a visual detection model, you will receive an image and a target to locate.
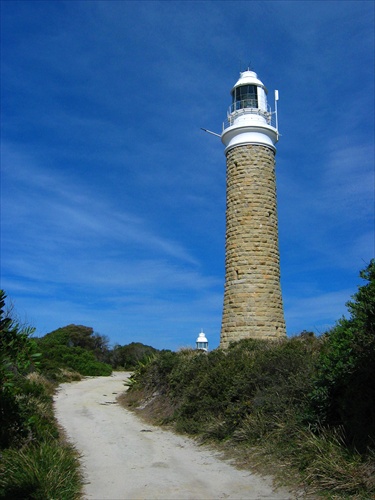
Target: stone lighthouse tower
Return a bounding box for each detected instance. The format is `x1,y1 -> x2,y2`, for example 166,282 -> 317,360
220,69 -> 286,348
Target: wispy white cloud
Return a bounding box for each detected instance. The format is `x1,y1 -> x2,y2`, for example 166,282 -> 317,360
284,288 -> 353,336
2,143 -> 201,263
278,134 -> 374,272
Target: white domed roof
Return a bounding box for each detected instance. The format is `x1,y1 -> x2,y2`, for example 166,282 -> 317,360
232,70 -> 268,94
196,331 -> 208,343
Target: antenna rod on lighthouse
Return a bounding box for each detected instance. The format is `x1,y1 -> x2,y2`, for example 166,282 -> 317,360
274,90 -> 279,134
201,128 -> 221,138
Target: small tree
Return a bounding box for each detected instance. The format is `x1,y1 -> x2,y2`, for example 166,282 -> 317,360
110,342 -> 158,369
37,324 -> 112,378
310,260 -> 375,451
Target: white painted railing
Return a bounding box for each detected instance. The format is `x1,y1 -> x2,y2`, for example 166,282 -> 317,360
223,102 -> 277,131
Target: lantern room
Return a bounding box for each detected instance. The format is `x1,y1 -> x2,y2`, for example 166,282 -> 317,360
221,69 -> 279,152
230,70 -> 268,115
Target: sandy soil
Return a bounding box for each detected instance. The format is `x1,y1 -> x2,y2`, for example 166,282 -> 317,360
54,372 -> 291,500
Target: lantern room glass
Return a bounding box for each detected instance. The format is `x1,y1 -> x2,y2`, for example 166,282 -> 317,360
232,84 -> 258,110
196,342 -> 208,350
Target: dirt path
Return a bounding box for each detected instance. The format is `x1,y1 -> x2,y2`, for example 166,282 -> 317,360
54,372 -> 291,500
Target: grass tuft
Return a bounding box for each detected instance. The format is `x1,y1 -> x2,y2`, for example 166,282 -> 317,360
0,441 -> 82,500
56,368 -> 82,382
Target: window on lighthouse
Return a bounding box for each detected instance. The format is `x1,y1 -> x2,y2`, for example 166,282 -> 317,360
232,85 -> 258,110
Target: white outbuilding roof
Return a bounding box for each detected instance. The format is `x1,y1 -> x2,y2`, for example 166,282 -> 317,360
196,331 -> 208,344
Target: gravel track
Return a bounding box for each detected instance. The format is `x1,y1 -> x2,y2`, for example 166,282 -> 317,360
54,372 -> 291,500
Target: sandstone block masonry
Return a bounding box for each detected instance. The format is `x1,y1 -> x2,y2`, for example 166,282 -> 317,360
220,144 -> 286,348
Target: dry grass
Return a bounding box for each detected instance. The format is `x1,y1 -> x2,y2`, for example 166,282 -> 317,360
57,368 -> 82,382
118,388 -> 176,426
26,371 -> 55,395
302,431 -> 375,496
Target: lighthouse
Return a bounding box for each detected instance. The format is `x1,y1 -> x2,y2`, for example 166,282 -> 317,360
220,70 -> 286,348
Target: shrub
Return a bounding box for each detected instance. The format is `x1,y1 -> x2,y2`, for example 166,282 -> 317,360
309,259 -> 375,451
127,336 -> 320,439
37,338 -> 112,379
0,290 -> 42,448
110,342 -> 159,369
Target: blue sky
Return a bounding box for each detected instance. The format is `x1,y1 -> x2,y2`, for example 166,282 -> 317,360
1,1 -> 374,350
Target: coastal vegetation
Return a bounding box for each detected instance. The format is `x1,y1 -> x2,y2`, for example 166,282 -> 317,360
1,259 -> 373,498
123,260 -> 375,498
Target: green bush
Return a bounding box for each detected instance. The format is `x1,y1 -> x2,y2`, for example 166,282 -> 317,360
38,324 -> 110,362
128,337 -> 320,438
37,326 -> 112,379
0,290 -> 42,448
309,259 -> 375,451
110,342 -> 158,369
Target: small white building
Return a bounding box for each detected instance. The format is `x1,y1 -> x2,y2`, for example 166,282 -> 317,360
196,330 -> 208,351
